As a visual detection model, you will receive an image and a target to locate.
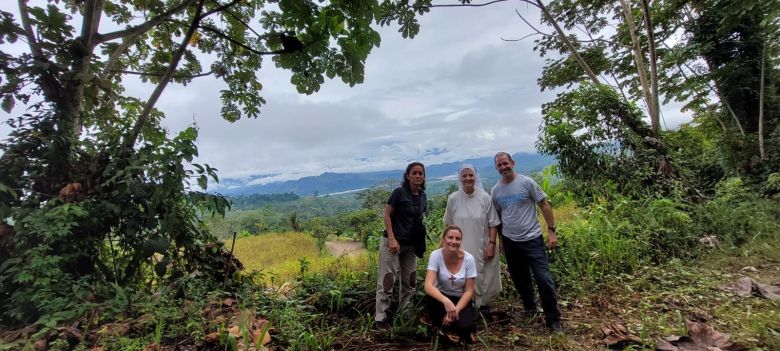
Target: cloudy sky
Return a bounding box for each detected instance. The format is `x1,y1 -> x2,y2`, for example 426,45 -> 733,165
1,1 -> 692,188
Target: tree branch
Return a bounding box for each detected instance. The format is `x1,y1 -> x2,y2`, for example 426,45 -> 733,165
619,0 -> 657,135
95,0 -> 198,44
116,69 -> 215,79
533,0 -> 600,84
197,23 -> 282,55
80,0 -> 104,50
639,0 -> 660,135
220,7 -> 265,40
123,0 -> 207,150
416,0 -> 512,8
198,0 -> 243,20
659,42 -> 742,135
104,33 -> 141,77
17,0 -> 43,57
515,9 -> 552,37
501,33 -> 547,41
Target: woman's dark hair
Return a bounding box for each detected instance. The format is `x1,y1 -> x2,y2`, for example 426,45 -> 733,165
402,162 -> 426,191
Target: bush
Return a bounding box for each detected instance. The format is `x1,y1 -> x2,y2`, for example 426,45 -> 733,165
552,195 -> 698,292
553,200 -> 647,290
696,177 -> 780,246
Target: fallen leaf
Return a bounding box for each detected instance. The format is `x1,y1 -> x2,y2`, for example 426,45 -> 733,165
601,321 -> 643,349
655,320 -> 744,351
228,325 -> 241,337
251,319 -> 272,345
204,331 -> 220,343
34,339 -> 47,351
721,277 -> 780,300
0,325 -> 37,342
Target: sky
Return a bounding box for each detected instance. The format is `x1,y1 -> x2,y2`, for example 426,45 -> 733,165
0,1 -> 692,190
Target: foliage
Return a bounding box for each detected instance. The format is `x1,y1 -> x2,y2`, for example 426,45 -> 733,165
533,0 -> 780,182
355,187 -> 391,212
537,83 -> 678,200
0,0 -> 435,326
229,192 -> 300,210
340,208 -> 383,246
0,119 -> 235,324
531,165 -> 574,207
695,177 -> 780,246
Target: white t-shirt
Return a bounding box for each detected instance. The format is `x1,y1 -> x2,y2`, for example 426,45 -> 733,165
427,248 -> 477,297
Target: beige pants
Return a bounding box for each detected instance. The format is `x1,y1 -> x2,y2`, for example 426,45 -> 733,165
374,237 -> 418,322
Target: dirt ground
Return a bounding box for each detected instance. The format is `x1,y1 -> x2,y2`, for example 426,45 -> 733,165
325,240 -> 366,257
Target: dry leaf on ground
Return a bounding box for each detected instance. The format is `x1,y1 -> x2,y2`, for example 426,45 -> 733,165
655,320 -> 744,351
0,325 -> 36,342
601,321 -> 643,349
721,277 -> 780,300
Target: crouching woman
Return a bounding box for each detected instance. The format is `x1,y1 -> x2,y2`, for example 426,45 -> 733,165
424,225 -> 477,344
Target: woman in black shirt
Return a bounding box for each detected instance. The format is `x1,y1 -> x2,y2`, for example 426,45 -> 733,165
374,162 -> 427,328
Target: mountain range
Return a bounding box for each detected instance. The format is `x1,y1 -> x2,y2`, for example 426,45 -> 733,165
216,152 -> 556,196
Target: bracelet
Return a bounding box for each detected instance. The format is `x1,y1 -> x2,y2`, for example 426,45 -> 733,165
489,240 -> 496,244
547,226 -> 556,232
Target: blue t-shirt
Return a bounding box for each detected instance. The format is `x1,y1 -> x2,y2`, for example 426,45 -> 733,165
490,174 -> 546,242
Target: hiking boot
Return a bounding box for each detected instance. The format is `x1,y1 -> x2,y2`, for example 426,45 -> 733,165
546,320 -> 564,333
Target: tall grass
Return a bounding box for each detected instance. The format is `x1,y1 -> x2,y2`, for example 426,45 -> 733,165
232,231 -> 371,285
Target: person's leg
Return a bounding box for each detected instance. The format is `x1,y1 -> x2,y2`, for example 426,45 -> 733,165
397,244 -> 418,312
375,237 -> 400,322
526,236 -> 562,327
425,295 -> 446,329
502,236 -> 537,311
452,295 -> 476,343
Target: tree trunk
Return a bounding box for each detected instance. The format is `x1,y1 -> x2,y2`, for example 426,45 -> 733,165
639,0 -> 660,134
619,0 -> 659,135
758,34 -> 767,160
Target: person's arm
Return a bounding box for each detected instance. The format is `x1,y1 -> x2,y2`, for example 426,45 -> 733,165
384,204 -> 400,254
424,269 -> 457,325
538,198 -> 557,249
485,226 -> 498,260
443,196 -> 454,226
454,277 -> 475,317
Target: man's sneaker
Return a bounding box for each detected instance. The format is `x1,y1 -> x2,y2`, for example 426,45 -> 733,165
546,320 -> 564,333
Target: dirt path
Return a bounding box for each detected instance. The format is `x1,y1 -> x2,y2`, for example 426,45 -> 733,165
325,240 -> 366,257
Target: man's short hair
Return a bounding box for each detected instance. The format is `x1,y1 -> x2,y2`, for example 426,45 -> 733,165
494,151 -> 513,164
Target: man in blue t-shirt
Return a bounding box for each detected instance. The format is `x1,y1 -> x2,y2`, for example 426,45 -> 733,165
490,152 -> 563,333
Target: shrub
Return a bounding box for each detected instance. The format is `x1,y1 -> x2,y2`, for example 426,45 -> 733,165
696,177 -> 780,246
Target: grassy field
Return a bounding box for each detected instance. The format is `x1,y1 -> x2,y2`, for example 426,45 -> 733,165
231,231 -> 372,285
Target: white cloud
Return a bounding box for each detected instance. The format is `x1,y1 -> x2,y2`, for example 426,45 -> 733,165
0,1 -> 693,185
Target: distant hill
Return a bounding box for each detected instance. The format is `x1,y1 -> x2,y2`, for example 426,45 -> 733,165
217,152 -> 556,196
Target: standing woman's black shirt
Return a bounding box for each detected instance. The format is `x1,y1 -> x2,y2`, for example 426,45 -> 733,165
385,186 -> 428,257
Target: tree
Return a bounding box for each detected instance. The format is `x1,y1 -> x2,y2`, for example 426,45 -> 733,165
0,0 -> 432,324
520,0 -> 780,194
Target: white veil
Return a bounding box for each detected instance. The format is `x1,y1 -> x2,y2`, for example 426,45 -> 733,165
457,164 -> 484,194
